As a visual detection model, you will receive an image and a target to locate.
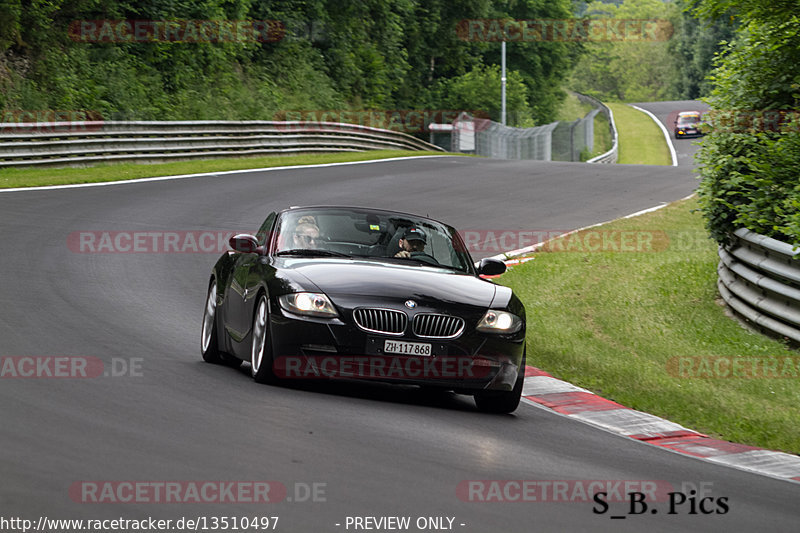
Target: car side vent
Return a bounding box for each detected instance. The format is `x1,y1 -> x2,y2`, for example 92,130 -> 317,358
353,308 -> 407,335
412,313 -> 465,339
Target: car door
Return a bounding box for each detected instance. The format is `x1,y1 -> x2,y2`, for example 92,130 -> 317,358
225,252 -> 258,344
222,213 -> 276,347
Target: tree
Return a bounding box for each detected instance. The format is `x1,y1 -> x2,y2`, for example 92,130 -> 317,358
1,0 -> 578,126
569,0 -> 680,102
431,64 -> 533,126
668,1 -> 737,99
482,0 -> 579,123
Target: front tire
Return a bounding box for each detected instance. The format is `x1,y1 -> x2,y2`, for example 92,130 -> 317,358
201,280 -> 241,368
474,351 -> 525,414
250,294 -> 277,383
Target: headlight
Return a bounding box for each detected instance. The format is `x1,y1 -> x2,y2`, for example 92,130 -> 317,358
476,310 -> 522,333
278,293 -> 339,318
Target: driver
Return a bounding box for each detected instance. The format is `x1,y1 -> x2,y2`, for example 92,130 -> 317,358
292,216 -> 321,249
394,227 -> 438,265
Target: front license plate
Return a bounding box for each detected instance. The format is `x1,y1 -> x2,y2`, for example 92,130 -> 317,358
384,340 -> 432,356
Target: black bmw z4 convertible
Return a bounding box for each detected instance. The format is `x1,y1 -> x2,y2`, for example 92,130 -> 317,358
201,206 -> 527,413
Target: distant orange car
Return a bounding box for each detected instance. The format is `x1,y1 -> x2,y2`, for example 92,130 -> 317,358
674,111 -> 705,139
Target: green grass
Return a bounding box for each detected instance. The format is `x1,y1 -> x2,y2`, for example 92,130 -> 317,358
554,92 -> 595,122
0,150 -> 456,189
554,92 -> 613,160
591,111 -> 613,160
607,102 -> 671,165
499,198 -> 800,454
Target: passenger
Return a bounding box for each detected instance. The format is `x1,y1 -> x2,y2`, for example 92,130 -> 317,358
292,215 -> 320,249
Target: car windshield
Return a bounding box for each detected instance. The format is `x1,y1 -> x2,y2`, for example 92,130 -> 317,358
677,114 -> 700,125
274,207 -> 474,273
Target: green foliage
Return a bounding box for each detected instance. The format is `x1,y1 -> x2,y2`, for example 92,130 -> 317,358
668,1 -> 737,99
569,0 -> 681,102
697,118 -> 800,246
395,0 -> 491,106
689,0 -> 798,27
0,0 -> 23,51
482,0 -> 579,123
0,0 -> 576,127
696,4 -> 800,246
429,64 -> 533,126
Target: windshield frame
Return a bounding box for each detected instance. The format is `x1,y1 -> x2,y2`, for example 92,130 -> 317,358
270,206 -> 477,275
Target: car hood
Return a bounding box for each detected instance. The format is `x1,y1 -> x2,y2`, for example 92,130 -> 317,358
276,258 -> 499,308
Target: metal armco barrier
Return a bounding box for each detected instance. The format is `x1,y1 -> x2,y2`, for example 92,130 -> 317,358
448,92 -> 615,162
718,228 -> 800,343
577,93 -> 618,164
0,120 -> 443,167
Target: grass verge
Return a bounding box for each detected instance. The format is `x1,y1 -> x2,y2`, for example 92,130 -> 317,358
554,92 -> 612,160
591,111 -> 612,160
554,92 -> 595,122
0,150 -> 455,189
499,197 -> 800,454
607,103 -> 671,165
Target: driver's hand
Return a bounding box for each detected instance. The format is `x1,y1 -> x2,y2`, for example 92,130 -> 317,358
394,251 -> 411,258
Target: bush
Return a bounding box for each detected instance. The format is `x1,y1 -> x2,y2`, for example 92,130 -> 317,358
696,15 -> 800,247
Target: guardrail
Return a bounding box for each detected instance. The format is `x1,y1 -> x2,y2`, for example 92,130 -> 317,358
718,228 -> 800,343
0,120 -> 443,167
576,93 -> 618,164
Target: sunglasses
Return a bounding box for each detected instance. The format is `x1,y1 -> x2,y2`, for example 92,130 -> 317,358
295,233 -> 317,244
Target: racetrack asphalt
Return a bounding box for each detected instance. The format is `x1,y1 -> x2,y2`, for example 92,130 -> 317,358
2,114 -> 799,531
631,100 -> 711,169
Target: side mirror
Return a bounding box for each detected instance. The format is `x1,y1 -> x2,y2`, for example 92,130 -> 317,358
229,234 -> 260,254
477,258 -> 506,276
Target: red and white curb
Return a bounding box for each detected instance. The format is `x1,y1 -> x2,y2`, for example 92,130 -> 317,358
521,365 -> 800,485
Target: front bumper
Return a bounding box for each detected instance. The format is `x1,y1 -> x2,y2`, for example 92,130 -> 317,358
268,306 -> 525,392
675,128 -> 703,138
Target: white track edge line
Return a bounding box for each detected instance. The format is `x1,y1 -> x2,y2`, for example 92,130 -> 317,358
0,155 -> 453,193
630,104 -> 678,167
489,192 -> 698,262
488,202 -> 669,261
